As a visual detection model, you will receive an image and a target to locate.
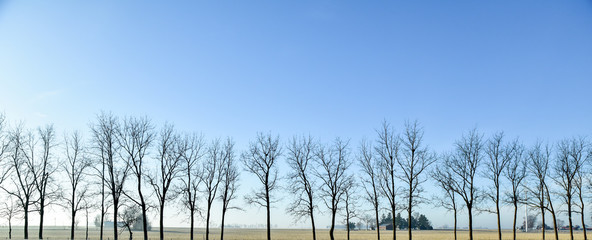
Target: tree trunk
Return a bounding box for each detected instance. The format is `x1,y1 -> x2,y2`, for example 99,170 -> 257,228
190,208 -> 194,240
541,206 -> 546,240
551,210 -> 559,240
392,172 -> 397,240
71,209 -> 76,240
392,208 -> 397,240
408,207 -> 412,240
100,162 -> 105,240
8,217 -> 12,239
581,207 -> 587,240
547,188 -> 559,240
580,193 -> 588,240
39,204 -> 45,239
310,208 -> 317,240
140,195 -> 148,240
391,212 -> 396,240
468,206 -> 473,240
24,204 -> 28,240
141,207 -> 148,238
160,203 -> 165,240
374,206 -> 380,240
206,203 -> 212,240
329,209 -> 336,240
100,195 -> 105,240
568,199 -> 574,240
113,198 -> 119,240
453,208 -> 457,240
496,189 -> 501,240
266,186 -> 271,240
86,210 -> 90,240
408,189 -> 412,240
513,202 -> 517,240
221,208 -> 227,240
346,211 -> 350,240
345,199 -> 351,240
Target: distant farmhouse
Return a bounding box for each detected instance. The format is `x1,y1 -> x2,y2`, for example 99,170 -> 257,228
379,224 -> 394,230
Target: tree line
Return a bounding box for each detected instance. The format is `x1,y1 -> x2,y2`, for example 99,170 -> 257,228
0,112 -> 590,240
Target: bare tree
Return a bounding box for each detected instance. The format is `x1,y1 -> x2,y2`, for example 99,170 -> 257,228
90,113 -> 109,240
523,142 -> 558,240
179,133 -> 205,240
432,154 -> 459,240
358,140 -> 381,240
398,120 -> 436,240
375,122 -> 400,240
118,116 -> 154,240
554,137 -> 587,240
62,131 -> 92,240
0,118 -> 17,240
504,140 -> 526,240
84,200 -> 92,240
575,171 -> 587,240
1,195 -> 18,239
148,124 -> 184,240
483,132 -> 512,240
33,124 -> 59,239
242,133 -> 281,240
285,136 -> 318,240
119,205 -> 142,240
1,126 -> 37,239
343,175 -> 359,240
573,140 -> 590,240
201,138 -> 226,240
92,112 -> 129,240
219,138 -> 240,240
315,138 -> 351,240
448,129 -> 483,240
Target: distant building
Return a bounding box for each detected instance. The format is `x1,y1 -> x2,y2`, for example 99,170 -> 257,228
379,224 -> 394,230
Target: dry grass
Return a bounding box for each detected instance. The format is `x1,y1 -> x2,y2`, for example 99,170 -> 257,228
0,227 -> 588,240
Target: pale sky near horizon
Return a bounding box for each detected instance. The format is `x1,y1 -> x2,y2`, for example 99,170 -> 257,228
1,0 -> 592,231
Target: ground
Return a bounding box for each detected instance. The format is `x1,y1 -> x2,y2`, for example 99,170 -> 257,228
0,227 -> 589,240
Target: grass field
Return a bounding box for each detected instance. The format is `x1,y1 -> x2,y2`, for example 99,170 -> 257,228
0,227 -> 588,240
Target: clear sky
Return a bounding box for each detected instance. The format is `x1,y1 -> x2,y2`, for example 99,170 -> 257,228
1,0 -> 592,230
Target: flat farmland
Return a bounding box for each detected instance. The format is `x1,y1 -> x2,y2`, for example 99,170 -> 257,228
0,227 -> 589,240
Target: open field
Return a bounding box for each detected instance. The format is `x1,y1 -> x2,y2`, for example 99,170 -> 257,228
0,227 -> 590,240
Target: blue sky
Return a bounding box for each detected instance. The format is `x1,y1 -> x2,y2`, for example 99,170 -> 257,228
1,0 -> 592,230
